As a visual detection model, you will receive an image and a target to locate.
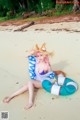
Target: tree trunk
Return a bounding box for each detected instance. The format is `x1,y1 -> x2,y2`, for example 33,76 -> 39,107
73,0 -> 80,11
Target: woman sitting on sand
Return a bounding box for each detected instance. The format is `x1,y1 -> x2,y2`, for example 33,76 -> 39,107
3,43 -> 54,109
3,43 -> 78,109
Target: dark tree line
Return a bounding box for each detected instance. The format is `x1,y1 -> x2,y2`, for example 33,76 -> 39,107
0,0 -> 80,17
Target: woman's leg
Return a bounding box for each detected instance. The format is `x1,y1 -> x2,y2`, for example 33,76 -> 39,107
3,80 -> 42,109
24,80 -> 42,110
3,84 -> 29,103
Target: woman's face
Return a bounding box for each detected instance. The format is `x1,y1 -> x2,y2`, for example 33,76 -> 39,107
36,52 -> 45,61
36,52 -> 48,62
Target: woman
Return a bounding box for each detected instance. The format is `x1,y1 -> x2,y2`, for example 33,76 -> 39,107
3,43 -> 53,110
3,43 -> 78,109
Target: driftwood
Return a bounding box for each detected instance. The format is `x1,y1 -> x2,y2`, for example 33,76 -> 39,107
14,21 -> 35,31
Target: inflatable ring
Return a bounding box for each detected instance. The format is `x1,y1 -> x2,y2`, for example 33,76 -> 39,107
42,76 -> 78,96
28,56 -> 36,80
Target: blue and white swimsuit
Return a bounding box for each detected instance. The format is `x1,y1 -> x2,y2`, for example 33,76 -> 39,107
28,56 -> 78,96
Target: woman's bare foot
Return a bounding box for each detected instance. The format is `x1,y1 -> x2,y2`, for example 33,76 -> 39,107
3,97 -> 11,103
24,102 -> 33,110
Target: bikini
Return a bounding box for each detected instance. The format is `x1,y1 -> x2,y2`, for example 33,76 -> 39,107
39,70 -> 48,75
34,63 -> 55,83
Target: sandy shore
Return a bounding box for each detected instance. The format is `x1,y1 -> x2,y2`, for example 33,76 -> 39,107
0,22 -> 80,32
0,23 -> 80,120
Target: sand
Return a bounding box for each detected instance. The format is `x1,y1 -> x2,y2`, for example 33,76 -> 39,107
0,22 -> 80,120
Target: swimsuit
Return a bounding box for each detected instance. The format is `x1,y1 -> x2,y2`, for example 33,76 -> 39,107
35,65 -> 55,83
39,70 -> 48,75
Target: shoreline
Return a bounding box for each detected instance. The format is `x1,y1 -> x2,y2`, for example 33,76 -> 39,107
0,22 -> 80,32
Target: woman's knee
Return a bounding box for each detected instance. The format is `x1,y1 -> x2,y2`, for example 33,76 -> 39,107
28,81 -> 34,87
28,80 -> 42,88
33,81 -> 42,88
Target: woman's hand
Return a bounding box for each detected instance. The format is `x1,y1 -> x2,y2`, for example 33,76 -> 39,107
26,49 -> 36,57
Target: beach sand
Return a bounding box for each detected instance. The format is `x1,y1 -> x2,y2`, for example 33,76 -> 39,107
0,23 -> 80,120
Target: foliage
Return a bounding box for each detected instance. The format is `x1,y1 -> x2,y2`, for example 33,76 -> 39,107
0,0 -> 76,19
54,3 -> 73,16
36,0 -> 54,13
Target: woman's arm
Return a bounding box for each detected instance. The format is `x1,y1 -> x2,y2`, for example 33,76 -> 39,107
26,49 -> 36,57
